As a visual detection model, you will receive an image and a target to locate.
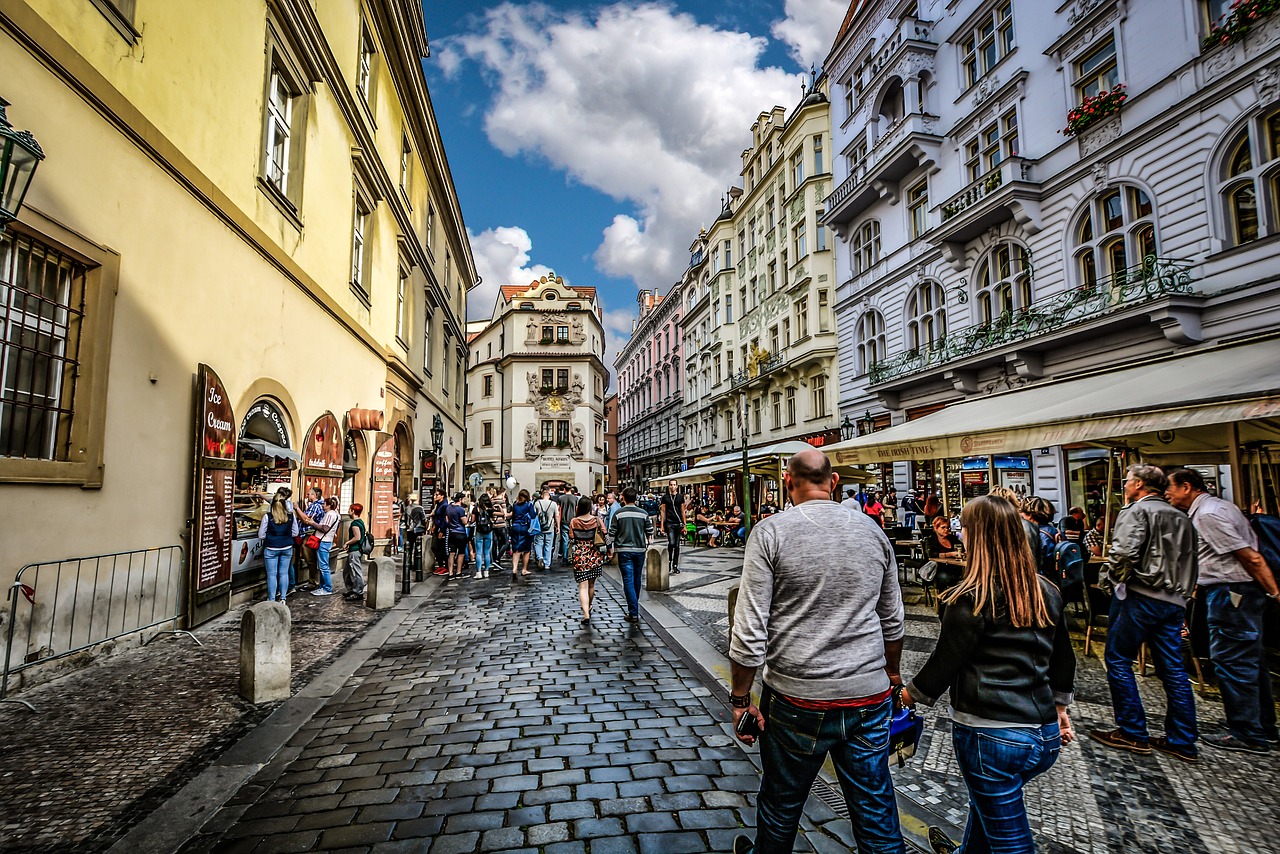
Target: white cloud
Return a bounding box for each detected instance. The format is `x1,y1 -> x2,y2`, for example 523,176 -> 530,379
440,2 -> 801,293
467,225 -> 554,321
771,0 -> 849,69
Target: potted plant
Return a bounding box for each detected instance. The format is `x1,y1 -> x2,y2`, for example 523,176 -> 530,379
1204,0 -> 1279,49
1063,85 -> 1126,137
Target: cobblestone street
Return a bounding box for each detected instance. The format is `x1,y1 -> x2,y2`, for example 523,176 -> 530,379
656,545 -> 1280,854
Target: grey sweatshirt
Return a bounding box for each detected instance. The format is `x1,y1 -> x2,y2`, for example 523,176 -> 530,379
730,500 -> 905,701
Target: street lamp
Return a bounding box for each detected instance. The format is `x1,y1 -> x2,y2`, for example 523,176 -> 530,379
860,410 -> 876,436
430,412 -> 444,486
840,415 -> 857,442
0,98 -> 44,232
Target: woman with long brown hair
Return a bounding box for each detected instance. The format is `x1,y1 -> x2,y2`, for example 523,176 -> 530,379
902,495 -> 1076,854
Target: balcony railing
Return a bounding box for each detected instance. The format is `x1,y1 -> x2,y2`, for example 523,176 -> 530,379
868,256 -> 1196,385
731,348 -> 788,388
824,113 -> 941,220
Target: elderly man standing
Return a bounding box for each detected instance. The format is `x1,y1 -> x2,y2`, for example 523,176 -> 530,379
1168,468 -> 1279,753
729,449 -> 905,854
1090,464 -> 1200,762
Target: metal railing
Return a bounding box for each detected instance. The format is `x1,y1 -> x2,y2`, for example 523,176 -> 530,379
869,256 -> 1197,385
2,545 -> 197,711
731,348 -> 789,388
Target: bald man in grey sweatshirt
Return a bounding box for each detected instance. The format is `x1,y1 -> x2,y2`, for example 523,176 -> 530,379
729,449 -> 905,854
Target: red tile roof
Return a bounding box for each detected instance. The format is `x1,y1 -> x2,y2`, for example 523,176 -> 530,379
832,0 -> 870,55
499,280 -> 597,303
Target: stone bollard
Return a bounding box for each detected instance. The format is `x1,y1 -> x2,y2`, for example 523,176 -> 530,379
239,601 -> 291,704
367,556 -> 396,609
728,583 -> 740,637
645,542 -> 669,591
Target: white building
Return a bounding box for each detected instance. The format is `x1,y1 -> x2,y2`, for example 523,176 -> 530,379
466,275 -> 609,495
823,0 -> 1280,516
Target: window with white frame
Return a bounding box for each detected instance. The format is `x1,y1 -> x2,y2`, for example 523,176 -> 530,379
422,307 -> 433,374
442,331 -> 451,392
973,242 -> 1032,324
813,134 -> 825,175
785,386 -> 796,426
961,1 -> 1014,89
812,375 -> 827,418
724,294 -> 734,323
771,392 -> 781,427
907,181 -> 929,238
792,149 -> 805,187
395,275 -> 406,342
426,202 -> 435,251
795,298 -> 808,338
263,60 -> 304,204
855,310 -> 885,375
792,220 -> 807,258
852,220 -> 881,275
400,132 -> 411,196
482,421 -> 493,447
483,374 -> 493,397
723,239 -> 732,266
358,25 -> 376,104
906,282 -> 947,351
1074,35 -> 1119,100
1074,185 -> 1157,289
1219,110 -> 1280,245
816,225 -> 827,252
964,109 -> 1019,181
350,193 -> 371,298
817,289 -> 830,332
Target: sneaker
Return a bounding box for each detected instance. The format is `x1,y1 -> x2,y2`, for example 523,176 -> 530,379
928,827 -> 958,854
1088,728 -> 1152,755
670,566 -> 681,574
1202,732 -> 1269,754
286,587 -> 296,596
732,834 -> 753,854
310,588 -> 334,596
433,567 -> 449,576
625,615 -> 640,624
1151,736 -> 1198,762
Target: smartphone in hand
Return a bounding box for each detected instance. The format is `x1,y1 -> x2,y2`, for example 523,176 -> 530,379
735,710 -> 763,738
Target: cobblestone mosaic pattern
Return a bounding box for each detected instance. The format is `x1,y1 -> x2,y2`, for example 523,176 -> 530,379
0,594 -> 382,853
180,567 -> 866,853
656,546 -> 1280,854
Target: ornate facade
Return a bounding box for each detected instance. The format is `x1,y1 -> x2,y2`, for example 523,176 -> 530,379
614,286 -> 683,491
825,0 -> 1280,511
466,275 -> 608,495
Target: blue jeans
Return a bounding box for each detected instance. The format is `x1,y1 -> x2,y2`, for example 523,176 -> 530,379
748,687 -> 904,854
534,530 -> 556,567
951,722 -> 1061,854
1105,591 -> 1197,746
560,526 -> 572,564
264,547 -> 291,601
617,552 -> 644,616
1204,583 -> 1277,745
316,542 -> 333,592
475,532 -> 493,572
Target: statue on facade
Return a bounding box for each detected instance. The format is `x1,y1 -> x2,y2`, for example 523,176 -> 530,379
569,373 -> 586,405
527,371 -> 541,398
571,316 -> 584,340
524,423 -> 540,458
570,424 -> 586,457
526,317 -> 538,343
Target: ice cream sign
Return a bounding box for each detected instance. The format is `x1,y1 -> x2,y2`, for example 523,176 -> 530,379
301,412 -> 344,477
199,366 -> 236,462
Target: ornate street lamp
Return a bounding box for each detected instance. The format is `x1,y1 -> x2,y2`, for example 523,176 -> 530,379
860,410 -> 877,436
0,99 -> 44,231
840,415 -> 857,441
430,413 -> 444,491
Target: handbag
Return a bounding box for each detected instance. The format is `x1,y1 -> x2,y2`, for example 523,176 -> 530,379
529,510 -> 543,537
304,533 -> 321,550
889,686 -> 924,768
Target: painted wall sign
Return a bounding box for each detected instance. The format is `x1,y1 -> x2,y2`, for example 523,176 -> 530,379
193,364 -> 236,596
301,412 -> 344,497
242,400 -> 289,446
371,437 -> 396,539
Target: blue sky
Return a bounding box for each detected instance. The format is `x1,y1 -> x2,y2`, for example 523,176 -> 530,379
420,0 -> 848,364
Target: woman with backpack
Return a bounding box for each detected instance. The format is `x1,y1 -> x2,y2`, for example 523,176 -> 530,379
509,489 -> 535,579
473,493 -> 496,579
343,503 -> 368,601
903,495 -> 1076,854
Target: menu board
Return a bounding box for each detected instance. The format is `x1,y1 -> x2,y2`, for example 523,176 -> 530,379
371,437 -> 396,540
302,412 -> 344,499
193,365 -> 236,593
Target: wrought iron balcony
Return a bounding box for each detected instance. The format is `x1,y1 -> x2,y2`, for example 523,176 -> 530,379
868,256 -> 1196,385
731,348 -> 788,388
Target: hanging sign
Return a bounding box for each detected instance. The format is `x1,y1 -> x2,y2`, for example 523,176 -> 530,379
193,364 -> 236,595
301,412 -> 344,495
371,437 -> 396,539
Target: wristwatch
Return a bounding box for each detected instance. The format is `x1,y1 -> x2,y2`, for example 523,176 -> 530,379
730,692 -> 752,708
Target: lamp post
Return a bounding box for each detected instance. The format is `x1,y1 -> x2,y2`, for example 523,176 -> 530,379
430,413 -> 444,489
860,410 -> 876,436
840,415 -> 857,442
0,98 -> 44,232
739,394 -> 752,538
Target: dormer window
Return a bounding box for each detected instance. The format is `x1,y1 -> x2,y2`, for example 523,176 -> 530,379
544,291 -> 557,300
567,302 -> 581,310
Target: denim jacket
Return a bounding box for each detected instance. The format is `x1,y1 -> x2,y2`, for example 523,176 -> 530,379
1107,495 -> 1198,600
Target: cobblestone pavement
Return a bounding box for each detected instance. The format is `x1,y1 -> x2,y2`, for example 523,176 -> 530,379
0,589 -> 384,853
178,561 -> 873,854
656,544 -> 1280,854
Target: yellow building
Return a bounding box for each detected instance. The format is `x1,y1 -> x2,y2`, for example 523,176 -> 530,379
0,0 -> 473,649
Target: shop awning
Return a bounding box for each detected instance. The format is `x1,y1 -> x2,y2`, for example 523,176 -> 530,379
825,338 -> 1280,466
670,440 -> 834,485
240,438 -> 301,462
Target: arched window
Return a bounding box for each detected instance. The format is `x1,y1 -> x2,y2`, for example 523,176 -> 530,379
1073,184 -> 1157,289
1219,110 -> 1280,245
855,310 -> 886,375
973,242 -> 1032,324
851,221 -> 881,275
877,77 -> 905,127
906,281 -> 947,351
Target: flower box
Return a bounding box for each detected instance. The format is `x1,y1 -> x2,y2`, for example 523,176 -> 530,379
1063,85 -> 1126,137
1204,0 -> 1279,49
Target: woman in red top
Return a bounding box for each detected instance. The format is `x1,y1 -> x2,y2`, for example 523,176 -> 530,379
864,493 -> 885,528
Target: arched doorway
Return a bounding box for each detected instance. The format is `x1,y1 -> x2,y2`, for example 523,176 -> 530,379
394,422 -> 413,499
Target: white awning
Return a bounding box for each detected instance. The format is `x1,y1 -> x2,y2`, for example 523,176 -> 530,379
670,440 -> 831,485
825,338 -> 1280,466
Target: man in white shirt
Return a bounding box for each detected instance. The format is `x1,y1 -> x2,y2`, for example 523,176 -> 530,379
841,487 -> 864,513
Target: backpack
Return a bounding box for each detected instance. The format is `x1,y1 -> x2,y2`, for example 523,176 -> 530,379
536,499 -> 556,529
1055,540 -> 1084,588
353,519 -> 374,555
1036,524 -> 1059,581
475,507 -> 493,536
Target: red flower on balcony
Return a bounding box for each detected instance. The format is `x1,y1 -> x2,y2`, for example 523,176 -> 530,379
1062,85 -> 1127,137
1204,0 -> 1279,49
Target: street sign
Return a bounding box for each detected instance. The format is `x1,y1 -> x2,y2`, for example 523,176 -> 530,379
468,472 -> 483,489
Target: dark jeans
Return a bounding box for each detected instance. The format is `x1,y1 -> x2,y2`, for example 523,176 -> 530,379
952,722 -> 1061,854
494,524 -> 510,558
665,523 -> 681,569
747,687 -> 904,854
618,551 -> 644,616
1204,582 -> 1278,745
1105,591 -> 1198,746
